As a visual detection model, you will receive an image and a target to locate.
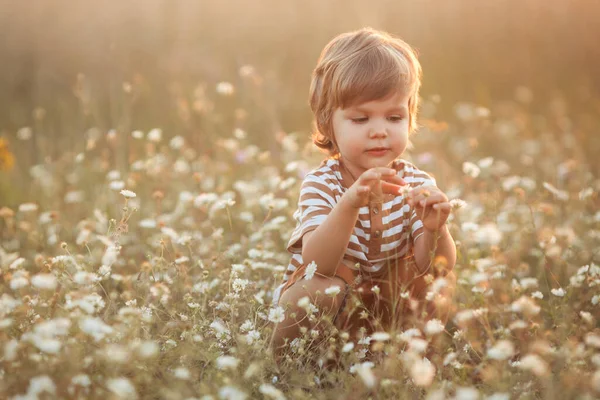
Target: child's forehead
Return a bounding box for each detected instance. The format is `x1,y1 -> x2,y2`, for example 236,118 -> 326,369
342,92 -> 409,111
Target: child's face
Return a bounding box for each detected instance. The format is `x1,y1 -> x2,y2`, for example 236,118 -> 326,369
331,91 -> 410,178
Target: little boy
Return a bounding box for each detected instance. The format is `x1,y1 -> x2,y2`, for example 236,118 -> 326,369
271,27 -> 456,363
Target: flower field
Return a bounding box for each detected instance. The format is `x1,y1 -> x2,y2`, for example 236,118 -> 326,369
1,78 -> 599,399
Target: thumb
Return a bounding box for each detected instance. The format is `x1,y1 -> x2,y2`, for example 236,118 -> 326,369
356,185 -> 371,200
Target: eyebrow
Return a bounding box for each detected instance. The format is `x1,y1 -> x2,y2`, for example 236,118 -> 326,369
349,106 -> 408,114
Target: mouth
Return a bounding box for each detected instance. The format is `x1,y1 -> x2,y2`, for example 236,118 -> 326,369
366,147 -> 390,153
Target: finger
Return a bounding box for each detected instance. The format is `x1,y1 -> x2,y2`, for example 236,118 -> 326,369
407,191 -> 431,204
432,202 -> 451,212
357,185 -> 371,195
372,167 -> 398,176
381,181 -> 404,195
408,187 -> 435,198
408,193 -> 440,207
418,195 -> 448,208
382,175 -> 407,186
359,170 -> 382,184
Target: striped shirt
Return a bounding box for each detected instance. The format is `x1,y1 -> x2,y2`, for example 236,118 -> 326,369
273,157 -> 437,304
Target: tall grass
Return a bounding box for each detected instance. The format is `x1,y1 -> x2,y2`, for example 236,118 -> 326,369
0,66 -> 599,399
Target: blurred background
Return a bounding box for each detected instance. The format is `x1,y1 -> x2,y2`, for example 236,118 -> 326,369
0,0 -> 599,203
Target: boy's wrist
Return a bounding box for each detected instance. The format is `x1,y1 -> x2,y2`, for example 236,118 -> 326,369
340,191 -> 363,212
424,224 -> 450,236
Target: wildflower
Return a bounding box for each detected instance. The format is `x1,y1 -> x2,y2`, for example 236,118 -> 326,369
232,278 -> 249,293
216,82 -> 235,96
66,292 -> 106,314
297,296 -> 311,309
585,333 -> 600,349
487,340 -> 515,360
551,288 -> 566,297
303,261 -> 317,280
268,306 -> 285,323
103,344 -> 130,364
219,386 -> 247,400
371,332 -> 391,341
462,161 -> 481,178
353,362 -> 377,389
139,218 -> 157,229
120,189 -> 137,198
542,182 -> 569,201
517,354 -> 549,377
424,319 -> 445,336
443,352 -> 457,366
173,367 -> 191,380
169,135 -> 185,150
520,277 -> 539,289
324,285 -> 341,297
399,328 -> 422,342
245,330 -> 260,345
106,377 -> 137,399
455,309 -> 475,325
31,273 -> 57,290
130,129 -> 144,139
409,338 -> 428,354
531,291 -> 543,299
511,296 -> 541,316
18,202 -> 38,212
15,376 -> 57,399
9,271 -> 29,290
73,271 -> 101,285
239,320 -> 254,333
509,320 -> 528,330
98,265 -> 111,279
580,311 -> 594,324
455,387 -> 479,400
478,156 -> 494,168
579,187 -> 594,201
135,341 -> 159,358
79,317 -> 113,341
22,331 -> 61,354
486,394 -> 510,400
371,285 -> 381,295
342,342 -> 355,353
147,128 -> 162,142
4,339 -> 18,361
70,374 -> 91,387
449,198 -> 467,210
216,355 -> 240,370
473,223 -> 503,246
258,384 -> 286,400
410,358 -> 435,387
17,127 -> 33,140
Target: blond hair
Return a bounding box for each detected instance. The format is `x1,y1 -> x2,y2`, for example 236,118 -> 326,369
309,27 -> 422,156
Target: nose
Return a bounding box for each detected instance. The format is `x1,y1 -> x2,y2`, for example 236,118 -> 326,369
369,122 -> 388,139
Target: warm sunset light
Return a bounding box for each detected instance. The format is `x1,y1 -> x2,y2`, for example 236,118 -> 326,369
0,1 -> 598,399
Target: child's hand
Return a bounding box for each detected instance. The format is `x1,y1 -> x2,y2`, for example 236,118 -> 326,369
345,167 -> 406,209
406,186 -> 451,231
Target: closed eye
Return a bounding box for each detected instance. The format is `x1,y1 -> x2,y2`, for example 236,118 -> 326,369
351,116 -> 404,123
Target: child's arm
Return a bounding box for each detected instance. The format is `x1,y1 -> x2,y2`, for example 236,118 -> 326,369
408,186 -> 456,274
413,225 -> 456,275
301,167 -> 406,277
301,194 -> 360,277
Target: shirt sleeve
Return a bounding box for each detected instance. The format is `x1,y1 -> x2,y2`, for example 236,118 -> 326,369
404,164 -> 437,243
286,173 -> 337,254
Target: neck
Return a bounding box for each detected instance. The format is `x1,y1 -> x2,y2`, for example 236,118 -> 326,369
340,157 -> 359,187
